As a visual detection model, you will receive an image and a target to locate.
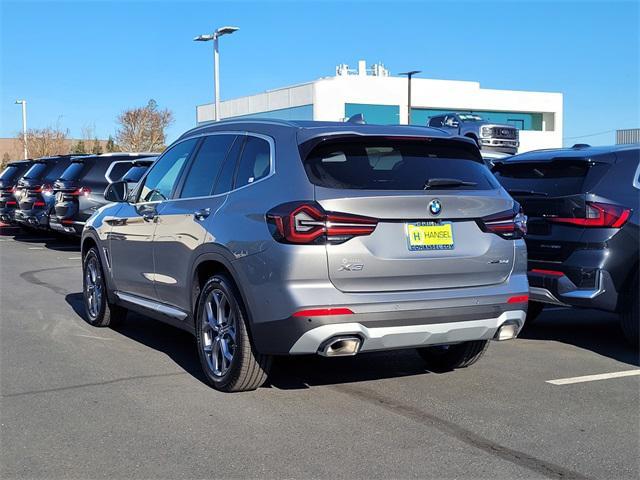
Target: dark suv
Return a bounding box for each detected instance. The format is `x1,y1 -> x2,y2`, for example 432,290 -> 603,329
14,155 -> 85,229
81,119 -> 529,392
493,144 -> 639,345
51,153 -> 156,236
0,160 -> 33,224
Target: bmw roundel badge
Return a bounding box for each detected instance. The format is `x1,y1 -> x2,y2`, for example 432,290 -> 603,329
429,199 -> 442,216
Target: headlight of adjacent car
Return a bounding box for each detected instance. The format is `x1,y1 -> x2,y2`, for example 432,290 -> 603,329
481,127 -> 493,137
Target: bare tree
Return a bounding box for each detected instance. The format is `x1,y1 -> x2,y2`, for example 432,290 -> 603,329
115,99 -> 173,152
17,125 -> 70,158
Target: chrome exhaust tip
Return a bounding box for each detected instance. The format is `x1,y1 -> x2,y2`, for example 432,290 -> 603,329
319,336 -> 362,357
494,321 -> 520,341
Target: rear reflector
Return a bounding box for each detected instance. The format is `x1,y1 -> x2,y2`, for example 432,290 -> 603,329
6,200 -> 16,206
507,295 -> 529,304
530,269 -> 564,277
293,308 -> 354,317
33,201 -> 46,207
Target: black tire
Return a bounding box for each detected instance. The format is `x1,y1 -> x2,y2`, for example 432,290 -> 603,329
417,340 -> 489,372
195,274 -> 271,392
82,247 -> 127,327
523,301 -> 545,327
620,271 -> 639,348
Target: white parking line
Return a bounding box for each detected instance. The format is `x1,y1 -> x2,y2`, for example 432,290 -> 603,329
28,247 -> 44,250
68,257 -> 81,260
546,369 -> 640,385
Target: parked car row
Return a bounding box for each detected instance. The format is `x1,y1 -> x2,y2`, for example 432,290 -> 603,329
2,120 -> 637,393
0,153 -> 157,234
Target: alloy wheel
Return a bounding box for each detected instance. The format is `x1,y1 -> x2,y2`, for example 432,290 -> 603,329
201,289 -> 237,377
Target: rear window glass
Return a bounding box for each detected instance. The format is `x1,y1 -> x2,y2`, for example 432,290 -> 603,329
23,163 -> 48,179
59,162 -> 86,181
44,159 -> 72,182
0,164 -> 25,181
493,159 -> 594,196
303,139 -> 498,190
120,165 -> 150,183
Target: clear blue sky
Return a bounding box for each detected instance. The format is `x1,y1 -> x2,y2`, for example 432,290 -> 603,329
1,0 -> 638,146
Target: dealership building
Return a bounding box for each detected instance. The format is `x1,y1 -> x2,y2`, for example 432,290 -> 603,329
196,60 -> 563,153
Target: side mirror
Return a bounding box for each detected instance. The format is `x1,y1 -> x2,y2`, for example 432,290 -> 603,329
104,180 -> 129,203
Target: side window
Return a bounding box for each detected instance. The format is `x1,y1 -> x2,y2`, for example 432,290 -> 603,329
138,139 -> 197,202
213,136 -> 244,195
428,116 -> 443,127
179,135 -> 236,198
444,115 -> 458,127
234,136 -> 271,189
105,161 -> 134,183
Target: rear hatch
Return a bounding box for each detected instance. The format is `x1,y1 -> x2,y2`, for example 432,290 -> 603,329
18,158 -> 70,211
0,162 -> 30,208
53,160 -> 88,219
301,137 -> 516,293
492,155 -> 613,261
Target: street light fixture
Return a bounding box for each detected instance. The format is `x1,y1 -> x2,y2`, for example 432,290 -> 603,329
194,26 -> 239,122
399,70 -> 421,125
15,100 -> 28,159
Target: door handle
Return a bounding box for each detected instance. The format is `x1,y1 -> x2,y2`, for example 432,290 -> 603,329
193,208 -> 211,221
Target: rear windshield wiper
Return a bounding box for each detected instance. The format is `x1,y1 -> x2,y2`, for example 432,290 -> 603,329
507,189 -> 549,197
423,178 -> 477,190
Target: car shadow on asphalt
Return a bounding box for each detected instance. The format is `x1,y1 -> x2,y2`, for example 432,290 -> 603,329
64,292 -> 434,389
519,307 -> 640,367
3,225 -> 81,252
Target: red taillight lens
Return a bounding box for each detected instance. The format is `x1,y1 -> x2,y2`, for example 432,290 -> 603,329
267,202 -> 378,244
530,269 -> 564,277
6,200 -> 17,206
34,183 -> 53,195
547,202 -> 631,228
292,308 -> 354,317
34,200 -> 46,207
478,204 -> 527,239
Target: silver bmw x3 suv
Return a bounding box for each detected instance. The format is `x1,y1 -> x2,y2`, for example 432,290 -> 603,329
81,119 -> 529,392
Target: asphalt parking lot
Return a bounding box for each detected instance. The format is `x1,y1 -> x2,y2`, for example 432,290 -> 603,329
1,225 -> 639,480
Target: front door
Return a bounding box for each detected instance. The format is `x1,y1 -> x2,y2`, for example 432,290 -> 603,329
109,138 -> 198,300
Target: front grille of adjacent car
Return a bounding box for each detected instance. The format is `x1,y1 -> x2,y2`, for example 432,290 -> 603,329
492,128 -> 517,139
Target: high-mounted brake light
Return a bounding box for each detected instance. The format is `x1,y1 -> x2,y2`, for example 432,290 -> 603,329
267,201 -> 378,245
478,204 -> 527,239
293,308 -> 354,317
547,201 -> 631,228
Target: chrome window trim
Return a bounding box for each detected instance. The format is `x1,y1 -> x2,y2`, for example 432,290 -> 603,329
142,130 -> 276,204
104,160 -> 135,184
633,160 -> 640,190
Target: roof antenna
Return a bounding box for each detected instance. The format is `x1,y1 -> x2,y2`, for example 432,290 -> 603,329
346,113 -> 366,124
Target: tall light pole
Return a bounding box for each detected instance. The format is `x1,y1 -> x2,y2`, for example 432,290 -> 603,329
194,26 -> 239,122
399,71 -> 421,125
15,99 -> 28,159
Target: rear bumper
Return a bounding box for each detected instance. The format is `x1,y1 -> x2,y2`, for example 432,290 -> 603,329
528,268 -> 618,311
0,207 -> 17,223
14,209 -> 50,229
252,301 -> 528,355
49,216 -> 84,236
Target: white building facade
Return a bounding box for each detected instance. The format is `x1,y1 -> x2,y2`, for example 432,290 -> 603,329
196,60 -> 563,153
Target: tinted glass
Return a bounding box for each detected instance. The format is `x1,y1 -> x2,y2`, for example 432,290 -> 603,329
180,135 -> 236,198
428,116 -> 443,127
138,139 -> 197,202
493,159 -> 594,196
213,136 -> 243,195
235,136 -> 271,189
23,163 -> 47,179
121,165 -> 149,183
59,162 -> 86,181
304,139 -> 497,190
0,164 -> 24,182
44,159 -> 72,182
106,161 -> 134,182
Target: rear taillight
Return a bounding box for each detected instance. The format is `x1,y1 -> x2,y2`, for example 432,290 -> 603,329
478,204 -> 527,239
34,200 -> 46,207
34,184 -> 54,195
547,201 -> 631,228
267,201 -> 378,245
6,200 -> 17,206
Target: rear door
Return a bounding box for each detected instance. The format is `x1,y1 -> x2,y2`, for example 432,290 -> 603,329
303,137 -> 515,293
152,134 -> 240,310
